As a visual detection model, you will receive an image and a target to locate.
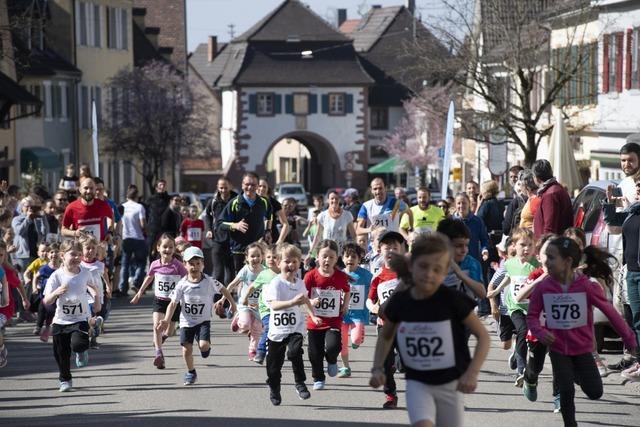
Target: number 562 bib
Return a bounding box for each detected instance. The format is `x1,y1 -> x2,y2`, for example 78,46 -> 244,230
397,320 -> 455,371
543,292 -> 588,330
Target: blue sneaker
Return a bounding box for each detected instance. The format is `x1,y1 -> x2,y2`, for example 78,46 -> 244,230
523,381 -> 537,401
327,363 -> 338,377
553,394 -> 561,413
75,351 -> 89,368
59,381 -> 72,392
313,380 -> 325,390
93,316 -> 104,337
184,371 -> 197,386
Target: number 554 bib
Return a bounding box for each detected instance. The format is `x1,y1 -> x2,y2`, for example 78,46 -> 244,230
397,321 -> 455,371
543,292 -> 587,330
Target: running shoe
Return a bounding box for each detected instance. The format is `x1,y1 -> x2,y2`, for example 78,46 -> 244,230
508,351 -> 517,371
595,357 -> 608,377
553,394 -> 561,413
621,362 -> 640,380
153,350 -> 165,369
39,326 -> 50,343
89,336 -> 100,350
514,373 -> 525,388
269,388 -> 282,406
183,371 -> 197,386
382,393 -> 398,409
0,345 -> 7,368
351,343 -> 360,350
313,381 -> 325,390
253,352 -> 265,365
295,383 -> 311,400
523,381 -> 537,402
608,357 -> 636,372
59,381 -> 72,392
248,351 -> 256,361
75,351 -> 89,368
338,367 -> 351,378
93,316 -> 104,337
327,363 -> 338,377
32,326 -> 41,335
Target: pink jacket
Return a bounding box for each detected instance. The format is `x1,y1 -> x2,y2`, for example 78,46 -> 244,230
527,274 -> 637,356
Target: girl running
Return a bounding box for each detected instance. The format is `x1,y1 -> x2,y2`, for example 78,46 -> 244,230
43,240 -> 101,391
79,235 -> 109,349
131,233 -> 187,369
527,237 -> 637,427
370,233 -> 490,427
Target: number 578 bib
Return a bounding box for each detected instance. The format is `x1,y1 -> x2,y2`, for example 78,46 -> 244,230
543,292 -> 588,330
397,321 -> 455,371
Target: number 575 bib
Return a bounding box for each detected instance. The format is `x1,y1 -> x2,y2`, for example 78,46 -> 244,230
543,292 -> 587,330
397,321 -> 455,371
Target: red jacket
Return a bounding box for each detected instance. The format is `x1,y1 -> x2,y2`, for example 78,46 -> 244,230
533,181 -> 572,238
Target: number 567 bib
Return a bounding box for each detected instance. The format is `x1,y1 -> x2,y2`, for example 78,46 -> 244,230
397,321 -> 455,371
543,292 -> 587,330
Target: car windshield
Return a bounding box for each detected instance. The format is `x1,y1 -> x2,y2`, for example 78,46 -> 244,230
281,187 -> 303,195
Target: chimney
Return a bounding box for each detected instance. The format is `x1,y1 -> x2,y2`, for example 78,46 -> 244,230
406,0 -> 416,15
337,9 -> 347,28
208,36 -> 218,62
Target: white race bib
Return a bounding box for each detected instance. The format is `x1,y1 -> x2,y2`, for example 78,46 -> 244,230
245,287 -> 261,306
80,224 -> 101,239
397,321 -> 455,371
183,295 -> 207,322
371,212 -> 392,229
187,227 -> 202,242
377,279 -> 398,304
312,288 -> 341,317
59,294 -> 89,323
269,308 -> 301,335
154,274 -> 180,299
543,292 -> 588,330
349,284 -> 365,310
414,226 -> 432,235
510,276 -> 528,302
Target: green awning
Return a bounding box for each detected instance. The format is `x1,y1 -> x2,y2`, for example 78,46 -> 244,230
590,154 -> 619,169
20,147 -> 62,172
368,157 -> 404,174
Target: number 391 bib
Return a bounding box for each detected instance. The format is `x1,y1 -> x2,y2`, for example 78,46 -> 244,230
543,292 -> 587,330
396,320 -> 455,371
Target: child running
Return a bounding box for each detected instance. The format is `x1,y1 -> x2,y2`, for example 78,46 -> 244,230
180,205 -> 205,249
131,233 -> 187,369
339,243 -> 372,378
33,243 -> 61,342
0,241 -> 29,368
527,237 -> 637,427
304,240 -> 350,390
366,230 -> 407,409
370,233 -> 490,427
157,246 -> 236,385
43,240 -> 101,391
79,235 -> 109,349
264,243 -> 320,405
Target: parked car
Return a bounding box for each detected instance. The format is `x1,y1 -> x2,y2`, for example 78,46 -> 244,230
572,179 -> 623,352
274,182 -> 309,206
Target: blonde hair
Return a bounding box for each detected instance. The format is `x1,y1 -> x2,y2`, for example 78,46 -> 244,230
60,240 -> 83,254
510,227 -> 534,244
78,234 -> 99,247
277,243 -> 302,260
480,180 -> 499,198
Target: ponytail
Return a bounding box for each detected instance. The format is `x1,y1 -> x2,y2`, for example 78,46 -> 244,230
583,245 -> 617,290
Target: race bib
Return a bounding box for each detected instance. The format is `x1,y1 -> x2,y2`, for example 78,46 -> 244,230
80,224 -> 101,239
397,321 -> 455,371
245,287 -> 261,306
312,288 -> 341,317
183,295 -> 207,322
414,226 -> 432,235
372,212 -> 392,229
154,274 -> 180,299
269,308 -> 301,335
543,292 -> 588,330
187,227 -> 202,242
349,284 -> 365,310
59,294 -> 88,322
510,276 -> 528,301
377,279 -> 398,304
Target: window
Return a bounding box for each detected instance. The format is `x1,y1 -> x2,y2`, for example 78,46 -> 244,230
79,85 -> 101,128
107,7 -> 128,50
257,93 -> 274,116
43,81 -> 52,120
60,83 -> 68,120
329,93 -> 345,115
629,28 -> 640,89
32,85 -> 41,117
293,93 -> 308,115
19,86 -> 29,117
603,32 -> 623,93
554,43 -> 598,106
75,2 -> 102,47
370,107 -> 388,130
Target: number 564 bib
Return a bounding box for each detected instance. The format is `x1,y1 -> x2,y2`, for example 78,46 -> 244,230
397,320 -> 455,371
311,288 -> 341,317
543,292 -> 587,330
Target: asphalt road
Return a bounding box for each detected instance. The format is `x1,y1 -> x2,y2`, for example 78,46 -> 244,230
1,295 -> 639,427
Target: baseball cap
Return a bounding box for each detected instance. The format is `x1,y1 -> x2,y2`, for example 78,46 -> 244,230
343,188 -> 359,198
378,230 -> 406,245
183,246 -> 204,262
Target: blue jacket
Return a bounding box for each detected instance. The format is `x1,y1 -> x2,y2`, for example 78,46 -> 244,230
12,214 -> 49,260
455,212 -> 489,262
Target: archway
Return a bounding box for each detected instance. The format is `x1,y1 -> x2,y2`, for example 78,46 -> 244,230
257,131 -> 342,196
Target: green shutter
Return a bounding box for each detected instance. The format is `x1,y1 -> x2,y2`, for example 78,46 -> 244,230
285,94 -> 293,114
274,94 -> 282,114
345,94 -> 354,113
309,94 -> 318,114
321,94 -> 329,113
248,94 -> 257,114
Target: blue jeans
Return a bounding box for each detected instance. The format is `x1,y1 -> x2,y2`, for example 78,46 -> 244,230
257,314 -> 270,355
626,271 -> 640,354
119,239 -> 147,293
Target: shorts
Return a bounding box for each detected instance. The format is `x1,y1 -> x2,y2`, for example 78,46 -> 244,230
180,321 -> 211,346
406,379 -> 463,427
499,314 -> 515,342
153,298 -> 180,322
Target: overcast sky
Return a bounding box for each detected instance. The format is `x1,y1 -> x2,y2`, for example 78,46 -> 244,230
186,0 -> 448,52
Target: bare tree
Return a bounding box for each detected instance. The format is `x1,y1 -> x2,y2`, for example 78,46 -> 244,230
407,0 -> 598,166
102,60 -> 210,193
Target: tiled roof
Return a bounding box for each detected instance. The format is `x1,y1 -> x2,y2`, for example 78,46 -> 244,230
348,6 -> 403,52
189,41 -> 246,88
339,19 -> 361,35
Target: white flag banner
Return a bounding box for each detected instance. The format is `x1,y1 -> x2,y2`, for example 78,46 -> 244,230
440,101 -> 455,198
91,100 -> 99,175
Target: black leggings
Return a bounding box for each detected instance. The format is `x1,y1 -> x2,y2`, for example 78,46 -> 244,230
377,325 -> 397,396
266,333 -> 306,390
52,322 -> 90,382
549,351 -> 603,427
524,340 -> 558,395
307,328 -> 341,382
510,310 -> 528,374
211,241 -> 234,285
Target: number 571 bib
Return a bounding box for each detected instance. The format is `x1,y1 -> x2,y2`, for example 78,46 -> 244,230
543,292 -> 588,330
397,320 -> 455,371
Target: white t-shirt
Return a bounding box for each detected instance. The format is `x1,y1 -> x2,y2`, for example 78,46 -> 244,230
44,268 -> 95,325
317,210 -> 353,249
121,200 -> 146,240
81,260 -> 105,304
264,275 -> 307,342
358,197 -> 406,232
171,275 -> 223,328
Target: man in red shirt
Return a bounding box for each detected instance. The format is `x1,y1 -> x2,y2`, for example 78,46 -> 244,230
61,178 -> 114,241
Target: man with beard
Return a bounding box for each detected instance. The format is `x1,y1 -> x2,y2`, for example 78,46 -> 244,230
61,177 -> 114,241
204,177 -> 237,285
399,187 -> 445,242
617,138 -> 640,205
356,178 -> 412,240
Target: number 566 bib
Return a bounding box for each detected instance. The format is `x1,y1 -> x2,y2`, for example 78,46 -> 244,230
543,292 -> 587,330
269,308 -> 301,335
397,321 -> 455,371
